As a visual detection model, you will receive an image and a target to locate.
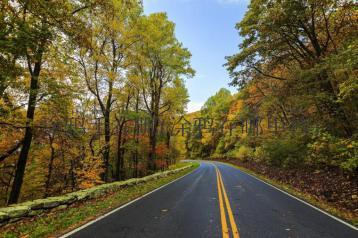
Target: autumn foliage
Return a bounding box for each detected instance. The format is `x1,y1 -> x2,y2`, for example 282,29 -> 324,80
0,0 -> 192,205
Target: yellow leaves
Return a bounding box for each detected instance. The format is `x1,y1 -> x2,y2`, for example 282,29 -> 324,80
107,71 -> 117,81
0,98 -> 8,112
92,53 -> 106,63
51,143 -> 60,150
228,99 -> 244,120
110,19 -> 125,33
76,156 -> 104,189
201,133 -> 212,144
0,0 -> 193,205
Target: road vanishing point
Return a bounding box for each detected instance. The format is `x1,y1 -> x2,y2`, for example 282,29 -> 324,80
63,162 -> 358,238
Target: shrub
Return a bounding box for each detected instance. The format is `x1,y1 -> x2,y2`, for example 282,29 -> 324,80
215,138 -> 226,155
307,129 -> 358,171
227,145 -> 254,162
261,131 -> 307,168
253,146 -> 265,162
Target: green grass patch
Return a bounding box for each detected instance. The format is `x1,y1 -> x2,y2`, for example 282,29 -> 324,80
219,161 -> 358,227
0,162 -> 199,238
169,161 -> 191,169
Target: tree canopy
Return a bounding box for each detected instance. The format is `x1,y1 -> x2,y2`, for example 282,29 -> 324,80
0,0 -> 193,205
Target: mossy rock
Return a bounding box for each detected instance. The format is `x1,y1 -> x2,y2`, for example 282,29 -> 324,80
144,175 -> 154,180
9,217 -> 22,223
62,194 -> 78,204
85,187 -> 107,198
20,200 -> 45,210
0,206 -> 29,218
110,181 -> 127,189
43,199 -> 60,209
125,178 -> 138,185
0,211 -> 9,222
93,189 -> 107,197
157,172 -> 165,178
30,195 -> 76,209
28,209 -> 44,217
0,165 -> 194,225
136,177 -> 147,183
18,198 -> 60,210
146,174 -> 159,180
37,197 -> 70,209
114,181 -> 127,186
97,183 -> 118,192
52,204 -> 68,211
9,199 -> 43,210
72,191 -> 90,201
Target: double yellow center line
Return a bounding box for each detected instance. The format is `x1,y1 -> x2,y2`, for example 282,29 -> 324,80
215,165 -> 240,238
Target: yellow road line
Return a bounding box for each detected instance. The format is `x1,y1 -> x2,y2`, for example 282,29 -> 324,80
217,168 -> 240,238
216,168 -> 230,238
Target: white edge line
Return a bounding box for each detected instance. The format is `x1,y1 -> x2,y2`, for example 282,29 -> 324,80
217,161 -> 358,231
60,164 -> 200,238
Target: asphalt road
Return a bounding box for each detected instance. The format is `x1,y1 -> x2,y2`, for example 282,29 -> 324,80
64,162 -> 358,238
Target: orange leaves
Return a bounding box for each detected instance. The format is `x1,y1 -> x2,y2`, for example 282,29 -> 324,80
155,143 -> 169,158
155,159 -> 167,170
228,99 -> 244,120
76,156 -> 104,189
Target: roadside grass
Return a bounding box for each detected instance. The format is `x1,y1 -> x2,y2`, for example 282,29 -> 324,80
0,162 -> 199,238
168,162 -> 190,169
219,161 -> 358,227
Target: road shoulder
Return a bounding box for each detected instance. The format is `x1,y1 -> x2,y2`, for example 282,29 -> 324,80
212,159 -> 358,229
0,163 -> 199,238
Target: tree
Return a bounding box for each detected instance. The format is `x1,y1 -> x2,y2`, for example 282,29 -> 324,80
161,77 -> 189,165
6,0 -> 91,204
0,0 -> 193,205
187,89 -> 233,158
76,0 -> 142,181
226,0 -> 357,137
133,13 -> 194,171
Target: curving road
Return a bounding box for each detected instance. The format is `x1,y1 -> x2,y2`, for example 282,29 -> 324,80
63,162 -> 358,238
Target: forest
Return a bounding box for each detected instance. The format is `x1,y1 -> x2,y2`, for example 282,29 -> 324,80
0,0 -> 357,237
0,0 -> 357,216
0,0 -> 194,206
184,0 -> 357,213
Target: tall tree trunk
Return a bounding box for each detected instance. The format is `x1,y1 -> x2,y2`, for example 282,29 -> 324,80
133,93 -> 140,177
69,160 -> 76,191
148,112 -> 159,172
102,77 -> 113,182
115,92 -> 131,181
8,55 -> 42,204
103,111 -> 110,182
319,71 -> 353,136
165,130 -> 171,167
116,120 -> 126,180
147,85 -> 161,172
44,134 -> 55,197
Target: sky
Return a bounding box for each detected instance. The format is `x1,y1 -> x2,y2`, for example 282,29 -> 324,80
143,0 -> 249,112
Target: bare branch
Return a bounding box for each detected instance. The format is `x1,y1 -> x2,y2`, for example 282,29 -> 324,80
0,140 -> 23,162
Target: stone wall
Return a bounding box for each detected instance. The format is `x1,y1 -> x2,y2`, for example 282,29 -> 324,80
0,164 -> 194,226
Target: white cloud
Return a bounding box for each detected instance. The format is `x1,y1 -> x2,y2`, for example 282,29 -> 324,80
187,101 -> 203,113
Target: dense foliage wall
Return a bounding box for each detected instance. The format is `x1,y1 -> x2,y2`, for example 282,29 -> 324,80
186,0 -> 357,174
0,0 -> 193,206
